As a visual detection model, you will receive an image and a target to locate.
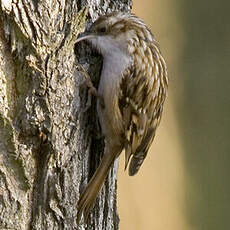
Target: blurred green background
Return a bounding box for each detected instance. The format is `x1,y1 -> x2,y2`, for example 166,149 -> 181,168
118,0 -> 230,229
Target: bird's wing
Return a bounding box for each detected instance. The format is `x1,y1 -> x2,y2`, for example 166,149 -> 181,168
118,44 -> 168,176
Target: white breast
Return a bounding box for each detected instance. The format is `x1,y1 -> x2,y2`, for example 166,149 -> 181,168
93,35 -> 132,138
96,35 -> 131,96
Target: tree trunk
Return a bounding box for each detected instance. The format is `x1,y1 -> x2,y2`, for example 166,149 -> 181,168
0,1 -> 132,229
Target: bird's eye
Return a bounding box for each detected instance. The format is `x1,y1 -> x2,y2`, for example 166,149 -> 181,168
98,27 -> 106,33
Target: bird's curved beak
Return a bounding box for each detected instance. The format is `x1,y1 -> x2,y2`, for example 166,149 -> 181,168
76,32 -> 96,43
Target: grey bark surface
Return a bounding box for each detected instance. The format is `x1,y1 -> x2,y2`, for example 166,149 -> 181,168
0,1 -> 132,229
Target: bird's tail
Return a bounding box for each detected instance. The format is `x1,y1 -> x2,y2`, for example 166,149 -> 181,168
76,145 -> 121,224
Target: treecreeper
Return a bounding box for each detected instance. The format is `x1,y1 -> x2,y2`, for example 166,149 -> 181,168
76,11 -> 168,223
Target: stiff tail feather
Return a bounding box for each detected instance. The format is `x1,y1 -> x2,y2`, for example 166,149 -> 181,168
76,145 -> 121,224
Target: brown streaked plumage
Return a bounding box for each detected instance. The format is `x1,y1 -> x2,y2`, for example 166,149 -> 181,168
76,11 -> 168,223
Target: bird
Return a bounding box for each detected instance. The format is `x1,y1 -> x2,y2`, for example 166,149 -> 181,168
76,11 -> 168,223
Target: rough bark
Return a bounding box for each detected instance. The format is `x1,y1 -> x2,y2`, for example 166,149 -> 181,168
0,1 -> 132,229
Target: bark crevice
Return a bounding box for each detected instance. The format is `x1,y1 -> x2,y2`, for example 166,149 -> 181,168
0,1 -> 132,229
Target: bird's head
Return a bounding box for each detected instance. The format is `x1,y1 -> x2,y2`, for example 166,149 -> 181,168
76,12 -> 153,56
